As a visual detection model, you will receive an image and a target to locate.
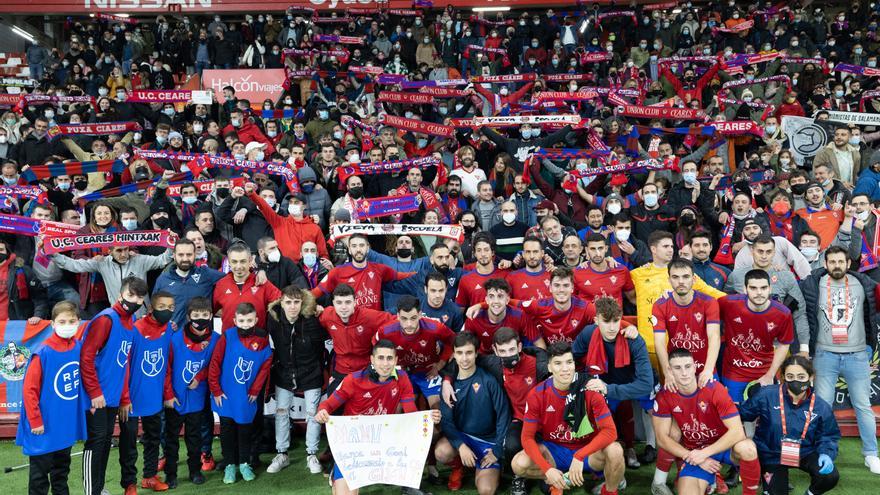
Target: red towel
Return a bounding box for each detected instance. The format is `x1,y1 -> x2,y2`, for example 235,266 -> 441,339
583,326 -> 631,375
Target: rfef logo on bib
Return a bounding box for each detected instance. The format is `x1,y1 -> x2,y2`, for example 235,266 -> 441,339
53,362 -> 80,400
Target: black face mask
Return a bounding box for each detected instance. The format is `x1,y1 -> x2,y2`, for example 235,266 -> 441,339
0,253 -> 7,264
397,248 -> 413,258
186,322 -> 212,342
786,379 -> 810,396
348,186 -> 364,199
153,308 -> 174,325
74,180 -> 89,191
463,225 -> 477,235
790,183 -> 807,195
238,325 -> 254,337
216,187 -> 230,199
500,354 -> 520,369
153,216 -> 170,228
119,298 -> 142,315
680,214 -> 695,226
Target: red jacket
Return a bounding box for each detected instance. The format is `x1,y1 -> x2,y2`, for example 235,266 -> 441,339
247,191 -> 328,261
775,101 -> 806,119
221,120 -> 276,156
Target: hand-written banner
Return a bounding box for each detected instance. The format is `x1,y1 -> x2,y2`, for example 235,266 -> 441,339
326,412 -> 434,490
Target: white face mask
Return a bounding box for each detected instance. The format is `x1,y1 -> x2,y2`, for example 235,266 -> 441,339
289,203 -> 303,217
267,249 -> 281,263
616,228 -> 631,242
800,246 -> 819,259
264,198 -> 276,208
858,210 -> 871,221
606,202 -> 622,215
502,212 -> 516,224
54,323 -> 79,339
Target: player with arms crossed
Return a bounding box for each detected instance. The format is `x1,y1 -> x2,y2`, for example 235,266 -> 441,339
651,348 -> 761,495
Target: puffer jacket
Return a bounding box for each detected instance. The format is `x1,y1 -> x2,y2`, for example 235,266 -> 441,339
266,301 -> 328,392
799,267 -> 880,353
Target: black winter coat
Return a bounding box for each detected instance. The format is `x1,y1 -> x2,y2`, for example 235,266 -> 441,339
799,268 -> 880,353
266,302 -> 328,392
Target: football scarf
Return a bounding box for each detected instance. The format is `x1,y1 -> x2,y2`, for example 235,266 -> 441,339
42,230 -> 178,255
337,156 -> 441,183
20,159 -> 127,182
354,194 -> 420,220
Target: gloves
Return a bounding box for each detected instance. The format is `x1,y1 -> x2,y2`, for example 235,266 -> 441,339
818,454 -> 834,475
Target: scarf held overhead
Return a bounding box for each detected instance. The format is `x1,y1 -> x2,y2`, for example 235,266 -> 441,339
42,230 -> 178,255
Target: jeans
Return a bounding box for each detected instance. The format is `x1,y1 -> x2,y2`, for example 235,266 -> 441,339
195,61 -> 210,77
44,281 -> 80,312
814,347 -> 878,456
29,63 -> 44,81
274,387 -> 321,455
122,59 -> 132,76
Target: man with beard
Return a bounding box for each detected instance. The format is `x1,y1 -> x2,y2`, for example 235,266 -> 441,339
538,216 -> 568,265
330,175 -> 367,223
456,233 -> 511,308
450,146 -> 487,199
794,182 -> 844,251
383,242 -> 467,312
687,232 -> 730,291
442,175 -> 471,221
574,234 -> 635,306
213,243 -> 282,331
312,234 -> 415,311
507,238 -> 553,302
421,273 -> 465,332
799,246 -> 880,474
394,167 -> 448,223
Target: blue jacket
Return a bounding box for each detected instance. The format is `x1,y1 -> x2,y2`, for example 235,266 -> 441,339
853,166 -> 880,201
153,265 -> 225,328
692,258 -> 730,291
571,325 -> 656,401
439,367 -> 510,459
740,384 -> 840,465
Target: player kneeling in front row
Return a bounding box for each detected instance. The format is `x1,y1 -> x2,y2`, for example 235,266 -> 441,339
315,340 -> 441,495
651,348 -> 761,495
511,342 -> 625,495
435,332 -> 510,494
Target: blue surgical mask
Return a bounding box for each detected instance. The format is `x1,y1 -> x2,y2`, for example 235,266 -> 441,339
318,110 -> 329,120
58,182 -> 71,191
302,253 -> 317,266
122,219 -> 138,230
683,171 -> 697,184
835,90 -> 844,98
417,138 -> 428,148
182,196 -> 198,205
644,193 -> 658,207
163,108 -> 175,117
234,153 -> 246,160
156,135 -> 167,145
255,151 -> 265,161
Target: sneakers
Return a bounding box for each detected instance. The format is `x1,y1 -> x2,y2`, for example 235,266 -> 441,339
625,447 -> 641,468
124,484 -> 138,495
510,476 -> 528,495
189,472 -> 205,485
651,482 -> 674,495
307,454 -> 322,474
592,479 -> 627,495
866,455 -> 880,474
200,453 -> 215,472
266,454 -> 289,474
164,477 -> 177,490
447,465 -> 463,491
101,490 -> 112,495
239,463 -> 256,482
140,477 -> 168,492
223,464 -> 237,484
157,457 -> 166,471
640,445 -> 657,464
549,487 -> 563,495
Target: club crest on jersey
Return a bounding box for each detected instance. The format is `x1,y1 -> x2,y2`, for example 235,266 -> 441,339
610,276 -> 617,284
525,376 -> 533,385
234,357 -> 254,384
117,341 -> 132,368
695,313 -> 703,322
53,361 -> 80,400
191,273 -> 201,283
767,322 -> 776,331
356,325 -> 364,334
472,382 -> 481,394
251,286 -> 259,294
419,340 -> 427,347
141,349 -> 165,377
391,387 -> 398,396
182,360 -> 203,383
698,400 -> 708,413
368,271 -> 375,279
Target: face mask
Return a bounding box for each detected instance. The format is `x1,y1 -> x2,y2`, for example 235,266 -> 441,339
230,118 -> 241,127
786,379 -> 810,396
122,218 -> 138,230
616,228 -> 631,242
858,210 -> 871,221
45,110 -> 55,119
850,136 -> 861,145
743,96 -> 754,103
156,135 -> 167,145
502,212 -> 516,224
288,204 -> 303,217
302,252 -> 317,266
266,249 -> 281,263
500,354 -> 520,369
856,48 -> 864,55
765,125 -> 777,135
348,186 -> 364,198
120,298 -> 142,315
234,153 -> 246,160
153,309 -> 174,325
680,214 -> 695,226
499,87 -> 509,96
153,216 -> 170,229
835,90 -> 845,98
603,202 -> 621,215
193,124 -> 203,134
98,87 -> 109,97
682,171 -> 697,184
771,202 -> 791,216
788,183 -> 807,196
870,61 -> 878,68
182,196 -> 198,205
3,176 -> 17,185
264,198 -> 276,208
396,248 -> 412,259
644,193 -> 658,207
72,179 -> 88,191
254,151 -> 265,161
318,110 -> 329,120
54,323 -> 79,339
163,108 -> 175,117
455,103 -> 464,111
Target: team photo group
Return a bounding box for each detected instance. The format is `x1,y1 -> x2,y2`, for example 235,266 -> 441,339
1,1 -> 879,495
